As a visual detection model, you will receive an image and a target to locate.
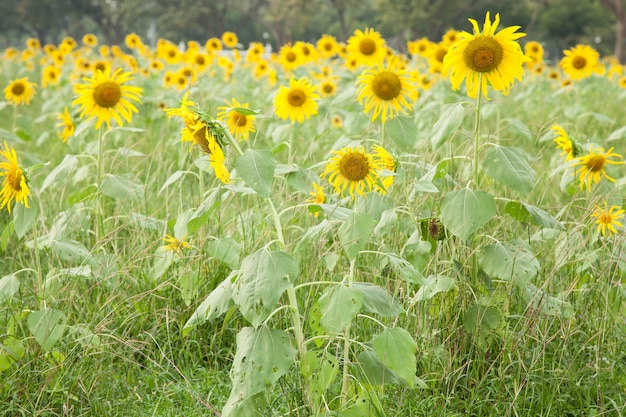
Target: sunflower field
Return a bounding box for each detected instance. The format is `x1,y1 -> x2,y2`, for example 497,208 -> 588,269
1,13 -> 626,417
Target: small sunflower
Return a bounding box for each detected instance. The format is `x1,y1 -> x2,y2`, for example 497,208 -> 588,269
125,33 -> 143,50
278,43 -> 302,72
4,77 -> 37,106
205,37 -> 223,53
346,28 -> 387,66
321,146 -> 383,198
524,40 -> 544,64
307,182 -> 326,217
222,31 -> 238,49
571,145 -> 625,191
82,33 -> 98,47
441,29 -> 460,45
590,201 -> 625,236
56,107 -> 75,143
273,76 -> 320,124
246,42 -> 265,62
217,98 -> 257,140
318,79 -> 338,98
0,142 -> 30,213
162,234 -> 192,256
551,124 -> 578,161
331,115 -> 343,128
442,12 -> 530,99
41,65 -> 62,88
372,144 -> 397,192
560,44 -> 604,81
72,67 -> 143,130
355,57 -> 418,123
619,76 -> 626,89
317,34 -> 339,58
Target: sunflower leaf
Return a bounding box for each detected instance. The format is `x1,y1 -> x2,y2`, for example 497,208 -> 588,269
430,102 -> 468,149
482,145 -> 535,195
440,188 -> 495,241
478,239 -> 540,286
234,149 -> 277,198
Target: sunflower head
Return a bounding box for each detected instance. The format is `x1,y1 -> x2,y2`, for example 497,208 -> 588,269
572,145 -> 625,191
0,142 -> 31,213
4,77 -> 37,106
321,146 -> 384,198
590,201 -> 625,236
273,76 -> 320,124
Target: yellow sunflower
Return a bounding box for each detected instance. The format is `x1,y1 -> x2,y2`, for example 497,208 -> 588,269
125,33 -> 143,50
355,56 -> 418,123
162,234 -> 192,256
0,142 -> 30,213
222,31 -> 238,49
41,65 -> 62,88
273,76 -> 320,124
318,79 -> 338,98
408,37 -> 433,57
571,145 -> 625,191
331,115 -> 343,128
246,42 -> 265,62
524,40 -> 544,64
4,77 -> 37,106
441,29 -> 460,45
560,44 -> 604,81
82,33 -> 98,47
217,98 -> 257,140
427,42 -> 449,74
278,43 -> 302,72
346,28 -> 387,66
619,76 -> 626,89
590,201 -> 625,236
205,37 -> 223,53
72,67 -> 143,130
551,124 -> 578,161
317,34 -> 339,58
307,182 -> 326,217
372,144 -> 397,192
442,12 -> 530,99
56,107 -> 75,143
321,146 -> 383,198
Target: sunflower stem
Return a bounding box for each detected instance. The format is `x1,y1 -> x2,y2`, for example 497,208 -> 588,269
31,208 -> 46,310
95,127 -> 105,242
340,257 -> 357,405
472,74 -> 483,188
380,121 -> 386,147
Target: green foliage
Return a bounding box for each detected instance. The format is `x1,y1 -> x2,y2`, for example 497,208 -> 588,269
440,188 -> 496,241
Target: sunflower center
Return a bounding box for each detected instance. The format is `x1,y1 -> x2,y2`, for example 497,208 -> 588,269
286,51 -> 297,62
195,56 -> 206,65
93,81 -> 122,108
586,154 -> 606,172
323,84 -> 334,93
463,36 -> 504,72
11,83 -> 25,95
339,152 -> 370,181
7,169 -> 23,192
287,89 -> 306,106
232,112 -> 247,127
359,39 -> 376,56
598,212 -> 612,225
323,42 -> 333,51
371,71 -> 402,101
572,56 -> 587,69
192,125 -> 212,154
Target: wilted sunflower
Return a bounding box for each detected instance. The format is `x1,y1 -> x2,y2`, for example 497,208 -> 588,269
551,124 -> 578,161
0,142 -> 30,213
217,98 -> 257,140
346,28 -> 387,66
56,107 -> 75,143
590,201 -> 624,236
560,44 -> 604,81
72,67 -> 143,129
273,76 -> 320,123
355,56 -> 418,123
571,145 -> 624,191
442,12 -> 529,99
322,146 -> 383,198
4,77 -> 37,106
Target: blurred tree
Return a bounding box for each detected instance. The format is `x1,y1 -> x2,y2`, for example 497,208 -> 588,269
598,0 -> 626,62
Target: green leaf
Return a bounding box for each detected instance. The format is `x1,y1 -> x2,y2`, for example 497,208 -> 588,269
27,308 -> 67,352
463,303 -> 501,334
226,106 -> 261,116
355,347 -> 413,387
503,201 -> 560,229
411,274 -> 457,302
152,246 -> 175,280
352,282 -> 404,317
100,174 -> 145,201
0,273 -> 20,303
158,170 -> 186,196
440,188 -> 495,241
478,239 -> 539,286
385,252 -> 425,284
338,212 -> 376,261
385,116 -> 418,151
430,102 -> 467,148
318,283 -> 363,336
294,219 -> 332,254
608,125 -> 626,142
232,249 -> 299,327
186,188 -> 222,234
482,146 -> 535,195
207,237 -> 241,270
1,221 -> 14,252
183,274 -> 234,336
523,283 -> 574,318
13,202 -> 37,239
40,154 -> 78,193
52,238 -> 92,264
372,327 -> 417,388
234,149 -> 277,198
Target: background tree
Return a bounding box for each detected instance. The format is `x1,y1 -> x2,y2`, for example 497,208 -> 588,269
597,0 -> 626,62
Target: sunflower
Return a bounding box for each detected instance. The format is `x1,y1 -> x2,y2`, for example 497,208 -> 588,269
162,234 -> 192,256
547,69 -> 561,81
372,144 -> 397,192
318,79 -> 338,98
408,37 -> 433,57
222,31 -> 238,49
571,145 -> 624,191
26,37 -> 41,51
246,42 -> 265,62
590,201 -> 625,236
442,12 -> 529,99
56,107 -> 75,143
355,56 -> 418,123
273,76 -> 320,124
524,40 -> 544,64
442,29 -> 460,45
560,44 -> 604,81
252,59 -> 270,79
346,28 -> 387,66
427,42 -> 449,74
217,98 -> 257,140
82,33 -> 98,47
205,37 -> 223,53
307,182 -> 326,217
331,115 -> 343,128
72,67 -> 143,130
551,124 -> 578,161
278,43 -> 302,72
41,65 -> 62,88
322,146 -> 383,198
0,142 -> 30,213
317,34 -> 339,58
125,33 -> 143,50
165,93 -> 231,184
4,78 -> 36,106
619,76 -> 626,89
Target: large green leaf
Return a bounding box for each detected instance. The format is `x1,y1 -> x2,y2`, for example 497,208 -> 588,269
13,203 -> 37,239
352,282 -> 403,317
523,283 -> 574,318
232,249 -> 299,327
0,274 -> 20,304
372,327 -> 417,388
338,212 -> 376,261
478,239 -> 540,286
482,146 -> 535,195
234,149 -> 277,198
318,283 -> 363,336
100,174 -> 145,201
27,308 -> 67,352
503,201 -> 560,229
40,154 -> 78,193
183,274 -> 235,336
411,274 -> 457,302
440,188 -> 495,241
207,237 -> 241,270
430,102 -> 468,148
385,116 -> 418,151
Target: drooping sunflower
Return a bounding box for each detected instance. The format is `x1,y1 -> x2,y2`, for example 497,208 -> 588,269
322,146 -> 383,198
4,77 -> 37,106
217,98 -> 257,140
372,144 -> 397,192
346,28 -> 387,66
0,142 -> 30,213
560,44 -> 604,81
41,65 -> 62,88
551,124 -> 578,161
590,201 -> 625,236
56,107 -> 75,143
222,31 -> 238,49
355,56 -> 418,123
442,12 -> 530,99
273,76 -> 320,124
571,145 -> 625,191
72,67 -> 143,130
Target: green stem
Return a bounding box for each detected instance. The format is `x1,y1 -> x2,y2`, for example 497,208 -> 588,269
95,127 -> 105,242
472,74 -> 483,188
31,210 -> 45,310
340,258 -> 357,404
380,121 -> 386,147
